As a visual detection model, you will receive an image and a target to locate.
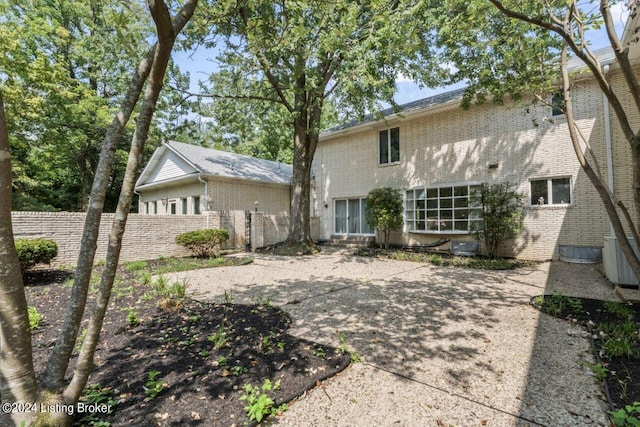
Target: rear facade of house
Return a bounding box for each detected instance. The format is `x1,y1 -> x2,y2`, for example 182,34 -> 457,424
312,59 -> 639,260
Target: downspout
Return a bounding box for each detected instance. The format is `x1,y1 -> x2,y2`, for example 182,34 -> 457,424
198,174 -> 209,228
602,64 -> 614,236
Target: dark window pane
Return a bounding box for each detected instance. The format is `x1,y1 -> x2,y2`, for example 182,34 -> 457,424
551,92 -> 564,116
454,186 -> 468,196
379,130 -> 389,164
427,199 -> 438,209
530,180 -> 548,205
440,198 -> 452,209
454,197 -> 468,208
416,200 -> 426,210
454,221 -> 469,231
454,210 -> 469,220
390,127 -> 400,163
426,188 -> 438,198
440,187 -> 452,198
551,178 -> 571,204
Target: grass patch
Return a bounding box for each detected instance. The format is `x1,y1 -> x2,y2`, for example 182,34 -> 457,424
150,256 -> 253,275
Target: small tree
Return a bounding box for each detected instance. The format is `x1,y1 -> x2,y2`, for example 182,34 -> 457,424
365,188 -> 403,249
474,182 -> 525,258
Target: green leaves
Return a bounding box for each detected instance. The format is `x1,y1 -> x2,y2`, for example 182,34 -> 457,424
365,187 -> 403,249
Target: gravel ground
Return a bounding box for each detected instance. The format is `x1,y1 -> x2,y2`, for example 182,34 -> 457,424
166,249 -> 618,427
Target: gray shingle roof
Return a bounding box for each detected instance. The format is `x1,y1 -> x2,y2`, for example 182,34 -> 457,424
322,46 -> 616,135
167,140 -> 292,185
323,87 -> 466,134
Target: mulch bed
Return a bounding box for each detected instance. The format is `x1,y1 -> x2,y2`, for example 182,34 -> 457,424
530,295 -> 640,412
23,260 -> 350,426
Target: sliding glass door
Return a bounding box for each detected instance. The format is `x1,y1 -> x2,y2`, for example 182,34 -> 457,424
334,198 -> 373,235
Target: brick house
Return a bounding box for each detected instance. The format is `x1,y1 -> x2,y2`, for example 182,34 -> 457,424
312,42 -> 640,261
135,141 -> 292,216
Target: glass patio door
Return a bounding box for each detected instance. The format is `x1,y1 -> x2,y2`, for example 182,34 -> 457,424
334,198 -> 373,235
335,199 -> 348,234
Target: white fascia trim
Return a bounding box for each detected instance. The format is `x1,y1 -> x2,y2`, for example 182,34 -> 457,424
319,98 -> 462,142
134,174 -> 201,191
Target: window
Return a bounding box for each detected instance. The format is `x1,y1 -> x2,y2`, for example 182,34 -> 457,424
530,177 -> 571,205
181,198 -> 188,215
170,201 -> 177,215
379,127 -> 400,165
193,196 -> 201,215
551,92 -> 565,117
405,184 -> 482,233
152,201 -> 157,215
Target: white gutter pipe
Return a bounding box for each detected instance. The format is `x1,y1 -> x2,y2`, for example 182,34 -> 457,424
197,175 -> 209,228
602,64 -> 614,236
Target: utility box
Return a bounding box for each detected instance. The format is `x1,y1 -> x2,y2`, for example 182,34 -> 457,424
603,236 -> 639,287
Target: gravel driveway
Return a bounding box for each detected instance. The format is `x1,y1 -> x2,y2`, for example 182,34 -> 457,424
167,249 -> 617,426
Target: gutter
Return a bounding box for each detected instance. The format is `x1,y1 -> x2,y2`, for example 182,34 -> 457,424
603,64 -> 614,237
198,175 -> 209,228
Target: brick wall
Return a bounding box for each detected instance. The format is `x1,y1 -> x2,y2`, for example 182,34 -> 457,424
11,211 -> 250,267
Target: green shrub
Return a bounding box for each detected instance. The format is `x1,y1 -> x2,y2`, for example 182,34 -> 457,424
364,187 -> 403,249
14,238 -> 58,270
175,229 -> 230,258
472,182 -> 524,258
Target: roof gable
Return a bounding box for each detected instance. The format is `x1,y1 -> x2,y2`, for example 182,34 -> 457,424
136,141 -> 293,190
136,145 -> 199,187
166,141 -> 293,185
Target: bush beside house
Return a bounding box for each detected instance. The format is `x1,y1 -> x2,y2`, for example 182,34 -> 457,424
365,187 -> 404,249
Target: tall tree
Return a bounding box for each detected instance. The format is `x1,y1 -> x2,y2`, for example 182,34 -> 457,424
434,0 -> 640,279
0,0 -> 193,212
204,0 -> 444,252
0,1 -> 198,425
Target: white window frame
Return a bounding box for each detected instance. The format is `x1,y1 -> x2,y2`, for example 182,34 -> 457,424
405,182 -> 483,234
529,177 -> 572,207
378,127 -> 400,165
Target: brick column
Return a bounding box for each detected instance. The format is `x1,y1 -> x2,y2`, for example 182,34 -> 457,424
250,211 -> 264,252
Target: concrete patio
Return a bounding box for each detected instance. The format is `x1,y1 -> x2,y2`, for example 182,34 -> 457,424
167,249 -> 617,426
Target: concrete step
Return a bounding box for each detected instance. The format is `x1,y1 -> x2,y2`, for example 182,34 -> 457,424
319,236 -> 375,248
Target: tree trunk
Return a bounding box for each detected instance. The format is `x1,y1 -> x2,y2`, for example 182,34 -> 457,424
560,44 -> 640,281
0,90 -> 40,427
43,0 -> 199,400
284,99 -> 322,253
64,0 -> 197,403
287,123 -> 315,246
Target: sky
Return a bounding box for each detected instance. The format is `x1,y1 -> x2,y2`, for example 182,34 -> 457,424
172,3 -> 631,109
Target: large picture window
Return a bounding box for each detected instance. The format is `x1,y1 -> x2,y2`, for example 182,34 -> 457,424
405,184 -> 482,233
379,127 -> 400,165
530,177 -> 571,206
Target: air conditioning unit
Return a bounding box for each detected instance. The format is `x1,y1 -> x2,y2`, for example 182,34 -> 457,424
603,236 -> 639,287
